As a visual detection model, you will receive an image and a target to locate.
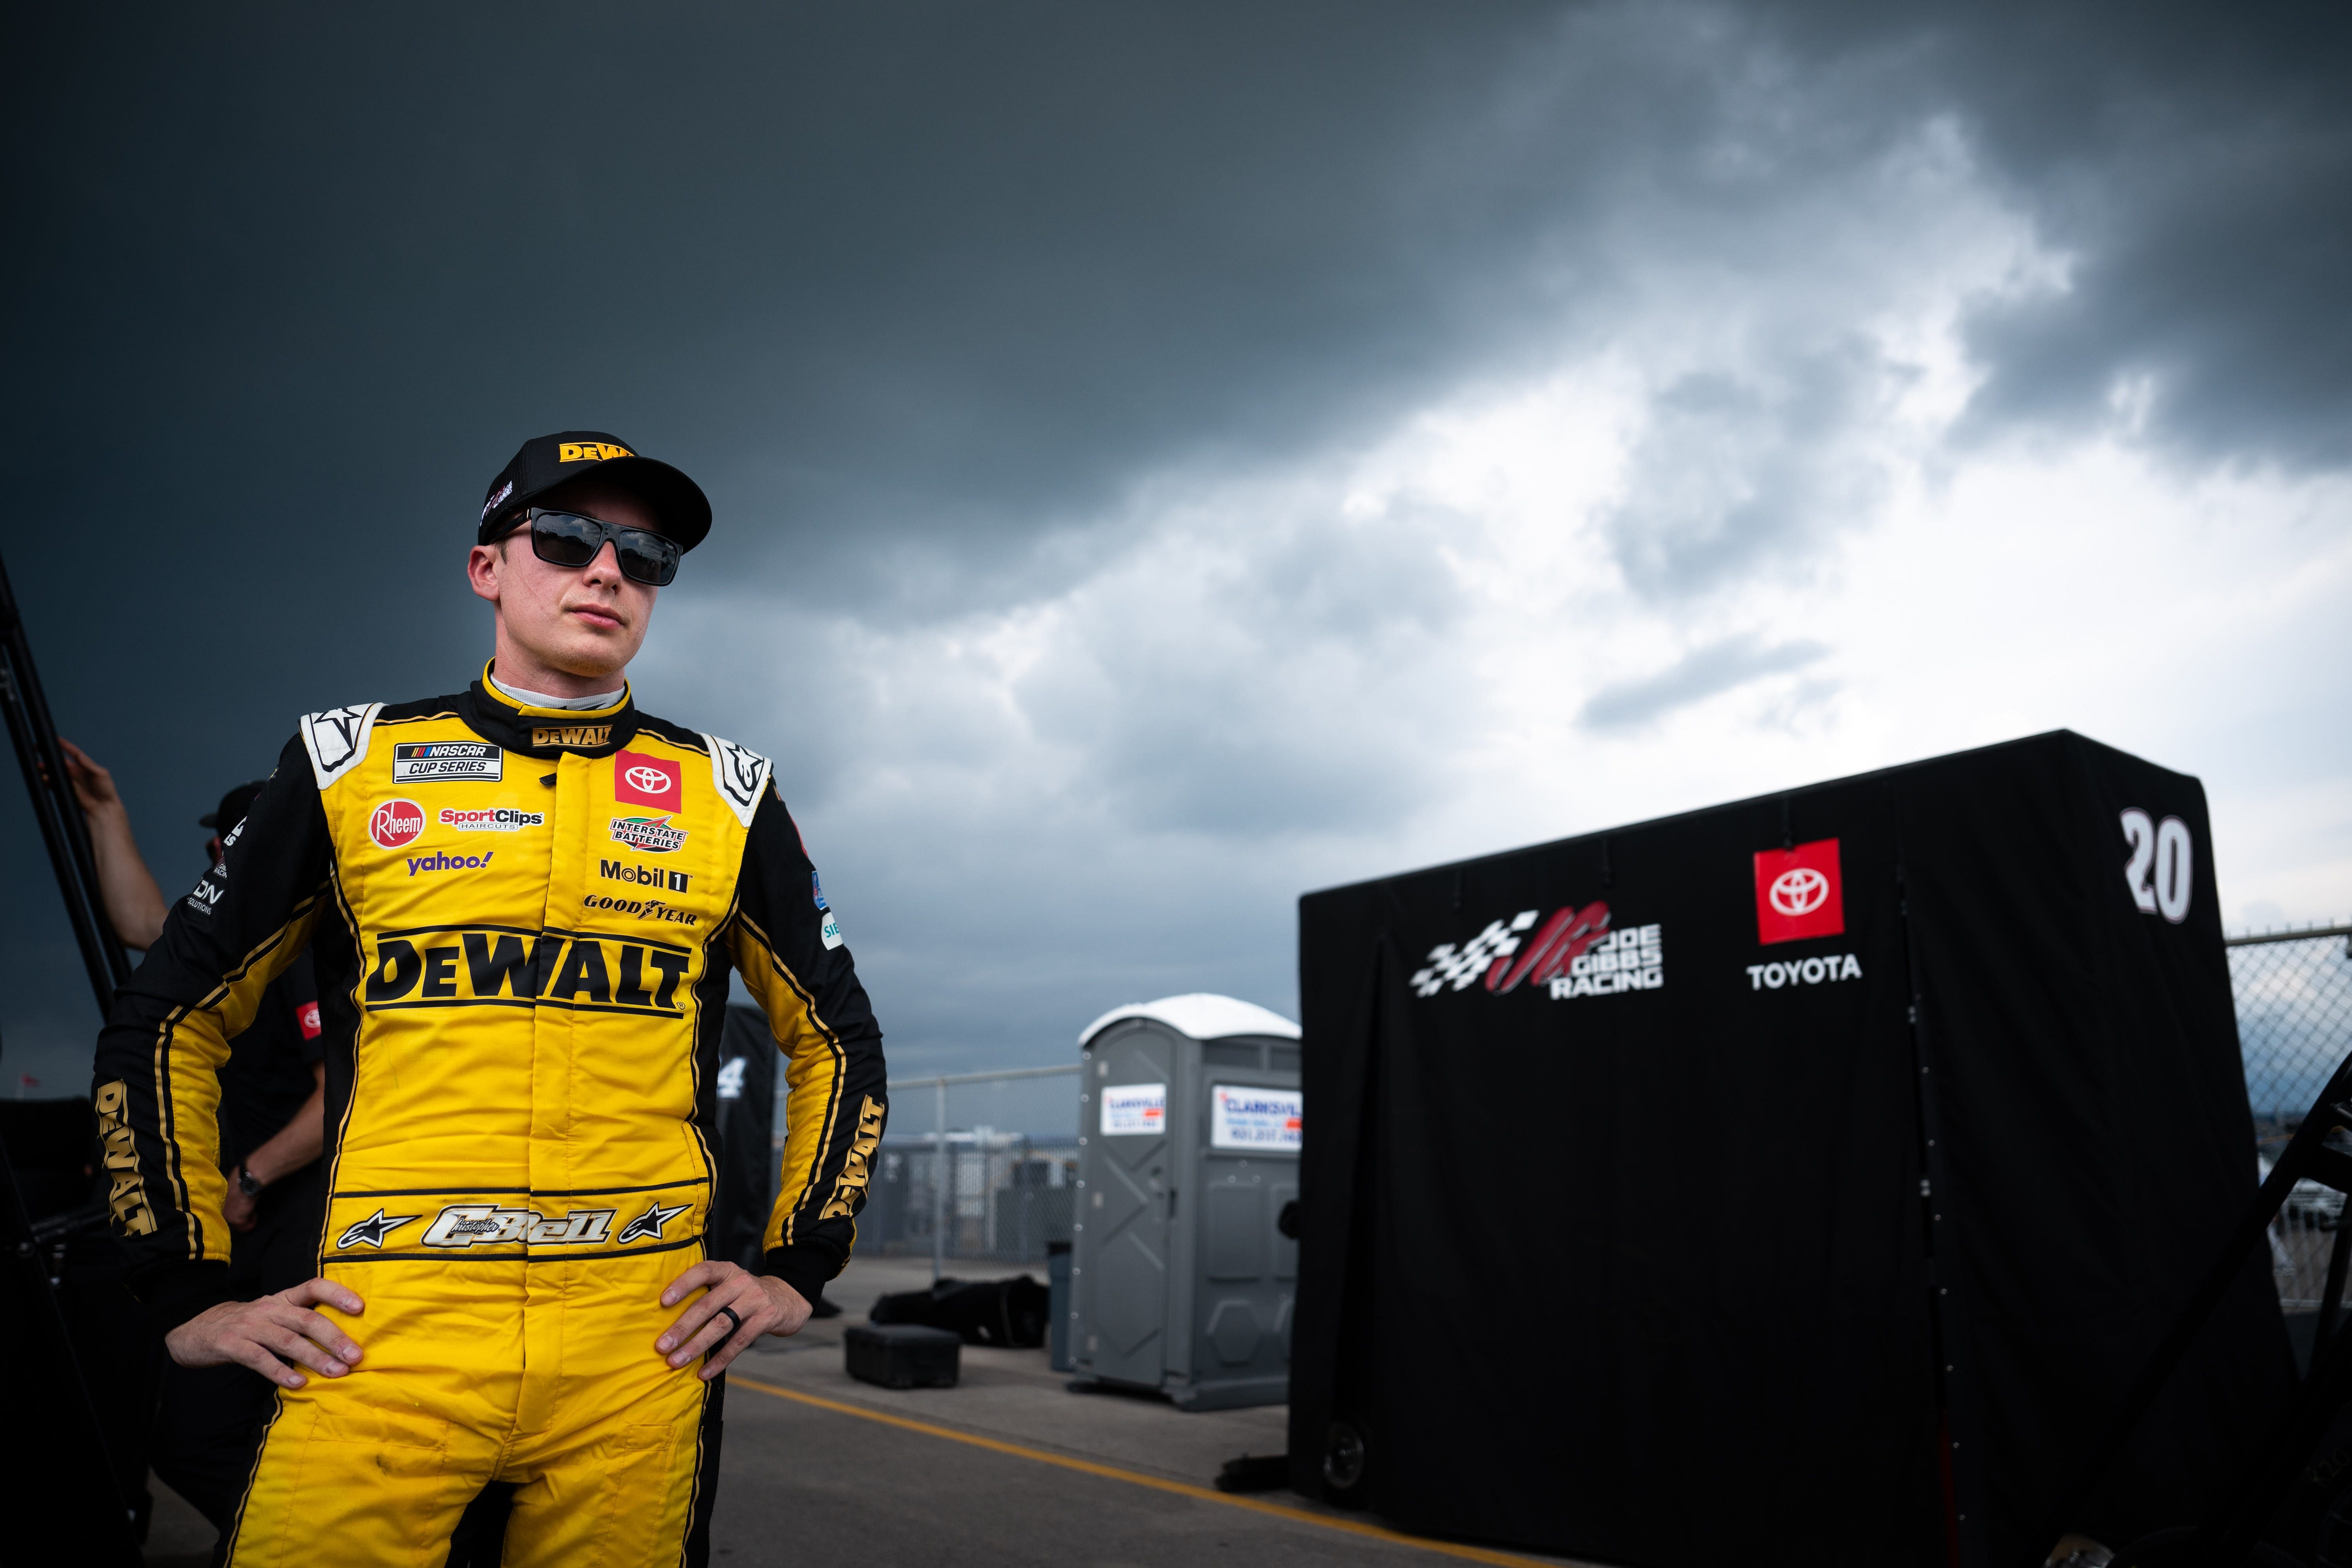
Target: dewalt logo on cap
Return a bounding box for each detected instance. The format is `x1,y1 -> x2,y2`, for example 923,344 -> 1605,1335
479,430 -> 710,550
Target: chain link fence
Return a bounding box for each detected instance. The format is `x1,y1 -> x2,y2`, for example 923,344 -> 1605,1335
2233,924 -> 2352,1311
848,1065 -> 1083,1272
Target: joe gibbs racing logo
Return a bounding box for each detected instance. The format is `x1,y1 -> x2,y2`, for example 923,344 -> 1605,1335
1411,900 -> 1663,1001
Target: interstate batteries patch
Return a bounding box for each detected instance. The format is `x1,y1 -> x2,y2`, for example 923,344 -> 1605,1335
392,740 -> 504,782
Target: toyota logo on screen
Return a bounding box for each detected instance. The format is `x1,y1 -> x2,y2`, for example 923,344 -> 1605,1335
625,765 -> 671,795
1768,866 -> 1830,917
1753,838 -> 1845,944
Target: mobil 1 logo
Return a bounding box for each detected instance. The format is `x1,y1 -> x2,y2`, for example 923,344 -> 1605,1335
601,859 -> 692,894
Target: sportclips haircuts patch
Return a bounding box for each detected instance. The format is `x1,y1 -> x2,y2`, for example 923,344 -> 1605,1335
1411,900 -> 1663,1001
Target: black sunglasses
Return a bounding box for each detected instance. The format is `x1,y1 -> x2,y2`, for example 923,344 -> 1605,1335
500,509 -> 682,587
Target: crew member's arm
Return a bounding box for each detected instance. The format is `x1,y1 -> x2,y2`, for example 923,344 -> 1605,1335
222,952 -> 327,1233
658,784 -> 888,1378
91,736 -> 365,1388
59,739 -> 168,951
223,1064 -> 325,1233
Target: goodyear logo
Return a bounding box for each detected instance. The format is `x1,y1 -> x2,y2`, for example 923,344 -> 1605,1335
365,926 -> 691,1016
94,1080 -> 156,1236
533,724 -> 611,749
558,441 -> 633,463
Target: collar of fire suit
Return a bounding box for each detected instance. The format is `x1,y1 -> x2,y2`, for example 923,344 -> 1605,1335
487,673 -> 625,710
464,660 -> 640,758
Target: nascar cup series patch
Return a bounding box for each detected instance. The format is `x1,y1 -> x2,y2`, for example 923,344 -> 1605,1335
392,741 -> 503,782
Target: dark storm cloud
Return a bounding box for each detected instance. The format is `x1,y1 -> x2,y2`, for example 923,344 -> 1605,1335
1765,1 -> 2352,469
1,3 -> 1582,602
6,3 -> 2341,626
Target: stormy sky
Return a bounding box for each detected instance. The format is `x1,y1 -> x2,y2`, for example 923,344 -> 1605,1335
4,3 -> 2348,1109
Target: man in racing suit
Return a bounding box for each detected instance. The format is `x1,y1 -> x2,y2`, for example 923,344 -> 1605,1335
92,431 -> 887,1565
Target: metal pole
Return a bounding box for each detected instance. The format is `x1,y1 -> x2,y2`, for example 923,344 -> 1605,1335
0,549 -> 133,1016
932,1079 -> 948,1282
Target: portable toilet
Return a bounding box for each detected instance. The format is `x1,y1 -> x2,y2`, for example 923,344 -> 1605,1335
1069,993 -> 1302,1410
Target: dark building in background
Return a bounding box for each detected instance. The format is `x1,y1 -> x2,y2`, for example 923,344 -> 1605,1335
1292,730 -> 2290,1567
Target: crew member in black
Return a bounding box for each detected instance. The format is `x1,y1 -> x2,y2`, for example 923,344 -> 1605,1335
63,751 -> 329,1529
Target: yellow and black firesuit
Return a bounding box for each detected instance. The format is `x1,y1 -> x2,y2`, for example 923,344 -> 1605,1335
93,670 -> 887,1565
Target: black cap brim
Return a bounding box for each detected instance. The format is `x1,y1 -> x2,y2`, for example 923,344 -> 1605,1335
481,454 -> 713,551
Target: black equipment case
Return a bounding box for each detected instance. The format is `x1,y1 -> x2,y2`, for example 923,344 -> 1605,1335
845,1322 -> 962,1389
1289,730 -> 2293,1568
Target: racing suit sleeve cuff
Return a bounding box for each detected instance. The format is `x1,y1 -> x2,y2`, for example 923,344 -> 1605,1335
140,1260 -> 235,1333
761,1244 -> 840,1308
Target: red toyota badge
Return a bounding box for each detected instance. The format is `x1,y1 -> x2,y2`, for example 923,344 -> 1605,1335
614,751 -> 683,813
1753,838 -> 1845,944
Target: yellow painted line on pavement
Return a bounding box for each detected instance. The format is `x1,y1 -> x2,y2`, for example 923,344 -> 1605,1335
729,1373 -> 1561,1567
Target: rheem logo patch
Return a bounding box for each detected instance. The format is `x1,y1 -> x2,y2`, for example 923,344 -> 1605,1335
369,799 -> 425,849
1753,838 -> 1845,945
615,751 -> 682,813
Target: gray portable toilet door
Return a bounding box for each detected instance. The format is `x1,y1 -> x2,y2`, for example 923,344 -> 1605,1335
1087,1024 -> 1176,1388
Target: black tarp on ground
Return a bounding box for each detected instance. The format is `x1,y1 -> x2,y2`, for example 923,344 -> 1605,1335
1289,731 -> 2293,1568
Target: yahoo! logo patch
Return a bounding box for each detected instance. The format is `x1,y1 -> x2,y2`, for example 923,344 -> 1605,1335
406,851 -> 493,877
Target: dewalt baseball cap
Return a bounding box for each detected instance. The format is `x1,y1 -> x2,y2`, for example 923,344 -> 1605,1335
477,431 -> 712,550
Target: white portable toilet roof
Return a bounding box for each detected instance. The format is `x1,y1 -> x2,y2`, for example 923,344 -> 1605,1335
1078,992 -> 1301,1049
